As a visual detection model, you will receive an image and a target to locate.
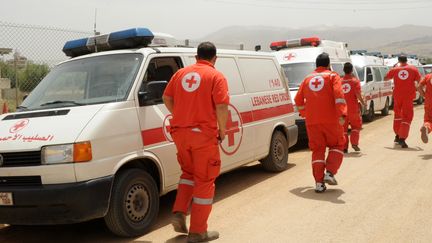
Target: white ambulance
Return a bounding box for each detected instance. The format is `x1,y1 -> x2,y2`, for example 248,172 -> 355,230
351,51 -> 392,122
0,28 -> 298,237
384,55 -> 425,104
271,37 -> 354,139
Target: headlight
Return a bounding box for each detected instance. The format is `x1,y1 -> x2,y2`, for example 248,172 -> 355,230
42,141 -> 92,165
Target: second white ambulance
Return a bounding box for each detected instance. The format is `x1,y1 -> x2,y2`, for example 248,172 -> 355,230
351,51 -> 392,122
271,37 -> 354,139
0,28 -> 298,237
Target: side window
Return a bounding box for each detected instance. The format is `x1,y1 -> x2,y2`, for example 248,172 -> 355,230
237,57 -> 281,92
366,67 -> 373,82
379,67 -> 389,79
139,56 -> 183,106
373,67 -> 382,81
215,57 -> 245,95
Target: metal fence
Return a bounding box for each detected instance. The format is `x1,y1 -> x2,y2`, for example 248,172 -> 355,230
0,21 -> 92,112
0,21 -> 247,113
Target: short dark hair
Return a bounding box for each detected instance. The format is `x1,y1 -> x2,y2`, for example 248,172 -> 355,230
197,42 -> 217,61
316,53 -> 330,68
398,55 -> 407,63
343,62 -> 353,74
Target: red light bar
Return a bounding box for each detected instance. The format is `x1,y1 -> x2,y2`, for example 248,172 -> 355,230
270,37 -> 321,51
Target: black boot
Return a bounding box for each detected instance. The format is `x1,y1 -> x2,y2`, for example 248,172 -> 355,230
398,138 -> 408,148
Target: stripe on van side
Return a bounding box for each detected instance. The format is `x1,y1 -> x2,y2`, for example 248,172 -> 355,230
141,103 -> 294,146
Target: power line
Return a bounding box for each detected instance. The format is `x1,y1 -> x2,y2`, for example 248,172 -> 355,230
252,0 -> 431,5
204,0 -> 432,11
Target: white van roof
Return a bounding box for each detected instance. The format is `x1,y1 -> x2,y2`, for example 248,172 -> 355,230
271,37 -> 351,64
351,54 -> 385,67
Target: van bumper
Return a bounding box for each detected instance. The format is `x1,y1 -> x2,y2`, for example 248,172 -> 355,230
0,175 -> 113,225
287,124 -> 298,148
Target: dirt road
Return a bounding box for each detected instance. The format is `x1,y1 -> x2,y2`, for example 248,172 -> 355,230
1,106 -> 432,243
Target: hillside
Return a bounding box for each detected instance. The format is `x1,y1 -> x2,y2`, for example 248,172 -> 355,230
198,25 -> 432,58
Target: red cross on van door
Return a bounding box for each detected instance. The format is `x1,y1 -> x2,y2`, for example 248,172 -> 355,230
220,104 -> 243,156
9,119 -> 29,133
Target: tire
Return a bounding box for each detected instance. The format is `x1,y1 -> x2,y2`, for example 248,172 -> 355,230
260,130 -> 289,172
104,169 -> 159,237
363,102 -> 375,122
381,98 -> 389,116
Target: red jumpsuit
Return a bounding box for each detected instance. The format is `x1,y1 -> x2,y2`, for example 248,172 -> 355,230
163,60 -> 230,233
341,74 -> 362,149
419,74 -> 432,133
385,64 -> 421,139
295,67 -> 347,183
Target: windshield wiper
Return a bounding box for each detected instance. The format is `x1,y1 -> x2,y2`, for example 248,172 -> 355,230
16,105 -> 28,111
40,100 -> 86,107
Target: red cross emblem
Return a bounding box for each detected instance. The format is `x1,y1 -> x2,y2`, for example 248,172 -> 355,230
342,83 -> 351,94
9,119 -> 29,133
309,76 -> 324,91
283,53 -> 296,61
182,72 -> 201,92
220,104 -> 243,155
162,114 -> 173,142
398,70 -> 409,80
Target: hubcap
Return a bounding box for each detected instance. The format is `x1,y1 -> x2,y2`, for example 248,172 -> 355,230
125,184 -> 150,222
274,139 -> 285,161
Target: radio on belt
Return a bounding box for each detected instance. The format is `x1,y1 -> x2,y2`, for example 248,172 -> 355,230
62,28 -> 154,57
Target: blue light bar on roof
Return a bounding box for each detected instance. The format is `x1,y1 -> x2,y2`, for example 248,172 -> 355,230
63,28 -> 154,57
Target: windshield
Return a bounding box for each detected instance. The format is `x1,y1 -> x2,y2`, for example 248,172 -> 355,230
355,65 -> 365,82
331,63 -> 344,77
281,62 -> 316,89
20,53 -> 143,111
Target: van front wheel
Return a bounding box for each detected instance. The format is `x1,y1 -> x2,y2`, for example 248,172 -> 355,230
104,169 -> 159,237
260,130 -> 289,172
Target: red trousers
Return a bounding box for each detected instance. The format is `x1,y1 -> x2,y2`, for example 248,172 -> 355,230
343,113 -> 362,149
393,97 -> 414,139
171,128 -> 221,233
423,104 -> 432,134
306,123 -> 345,183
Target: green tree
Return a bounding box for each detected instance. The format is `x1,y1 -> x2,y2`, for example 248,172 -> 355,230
18,62 -> 50,92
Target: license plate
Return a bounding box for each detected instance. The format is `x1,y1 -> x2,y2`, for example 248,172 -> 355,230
0,192 -> 13,206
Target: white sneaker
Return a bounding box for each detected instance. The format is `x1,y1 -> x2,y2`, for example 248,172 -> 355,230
315,182 -> 327,193
324,171 -> 338,185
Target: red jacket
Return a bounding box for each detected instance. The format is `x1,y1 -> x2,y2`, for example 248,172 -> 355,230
294,67 -> 347,125
385,64 -> 421,100
163,60 -> 230,136
342,74 -> 361,115
420,73 -> 432,107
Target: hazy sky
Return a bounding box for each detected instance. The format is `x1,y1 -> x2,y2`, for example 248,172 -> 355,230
2,0 -> 432,39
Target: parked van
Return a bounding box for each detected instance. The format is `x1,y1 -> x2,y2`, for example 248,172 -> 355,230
351,51 -> 392,122
385,55 -> 425,104
271,37 -> 354,139
0,28 -> 298,237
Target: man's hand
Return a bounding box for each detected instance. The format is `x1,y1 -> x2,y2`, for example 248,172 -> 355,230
218,129 -> 226,142
339,116 -> 345,126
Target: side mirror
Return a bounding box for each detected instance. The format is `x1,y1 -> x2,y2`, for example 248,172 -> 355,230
138,81 -> 168,106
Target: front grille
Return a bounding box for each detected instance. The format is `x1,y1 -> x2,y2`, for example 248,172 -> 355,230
0,176 -> 42,186
1,151 -> 41,167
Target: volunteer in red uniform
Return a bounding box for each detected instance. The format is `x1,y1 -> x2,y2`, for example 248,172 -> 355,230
295,53 -> 347,193
163,42 -> 229,243
384,55 -> 421,148
418,73 -> 432,143
341,62 -> 366,153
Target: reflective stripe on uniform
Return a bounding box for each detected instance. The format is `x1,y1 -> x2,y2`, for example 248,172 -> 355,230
312,160 -> 326,164
297,106 -> 305,110
191,127 -> 202,132
335,98 -> 346,104
329,149 -> 344,155
394,118 -> 402,121
401,122 -> 411,125
193,197 -> 213,205
179,179 -> 194,186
